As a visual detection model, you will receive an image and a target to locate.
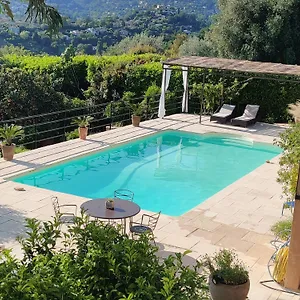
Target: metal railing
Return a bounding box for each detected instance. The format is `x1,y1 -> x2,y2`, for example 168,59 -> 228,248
0,93 -> 199,150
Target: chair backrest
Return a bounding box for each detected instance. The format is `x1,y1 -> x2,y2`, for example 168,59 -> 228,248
114,189 -> 134,201
219,104 -> 235,115
243,105 -> 260,118
52,196 -> 60,215
143,212 -> 161,231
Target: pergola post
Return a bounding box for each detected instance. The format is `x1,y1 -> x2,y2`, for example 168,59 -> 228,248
199,72 -> 205,124
285,163 -> 300,291
182,66 -> 189,113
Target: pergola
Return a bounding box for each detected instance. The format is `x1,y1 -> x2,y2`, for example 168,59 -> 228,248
158,56 -> 300,292
158,56 -> 300,122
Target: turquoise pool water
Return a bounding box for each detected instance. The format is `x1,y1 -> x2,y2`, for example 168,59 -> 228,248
13,131 -> 281,216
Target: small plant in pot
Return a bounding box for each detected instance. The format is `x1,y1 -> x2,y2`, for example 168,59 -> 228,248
72,116 -> 94,140
130,102 -> 145,127
105,198 -> 115,210
0,124 -> 24,161
202,249 -> 250,300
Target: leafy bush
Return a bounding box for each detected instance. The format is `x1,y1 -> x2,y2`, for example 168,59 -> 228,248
0,67 -> 66,120
271,218 -> 292,241
65,129 -> 79,141
0,215 -> 209,299
144,84 -> 161,118
275,123 -> 300,200
202,249 -> 249,285
14,145 -> 29,154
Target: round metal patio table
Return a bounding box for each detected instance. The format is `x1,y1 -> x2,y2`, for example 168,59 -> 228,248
80,198 -> 140,234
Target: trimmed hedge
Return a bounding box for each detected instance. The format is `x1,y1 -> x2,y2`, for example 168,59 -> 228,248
1,53 -> 299,125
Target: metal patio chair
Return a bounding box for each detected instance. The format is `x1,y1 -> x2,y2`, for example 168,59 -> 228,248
130,211 -> 161,244
52,196 -> 78,224
114,189 -> 134,201
113,189 -> 135,228
281,198 -> 295,216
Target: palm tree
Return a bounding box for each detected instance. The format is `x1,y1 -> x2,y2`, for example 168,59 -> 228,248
0,124 -> 24,146
71,116 -> 94,128
0,0 -> 63,34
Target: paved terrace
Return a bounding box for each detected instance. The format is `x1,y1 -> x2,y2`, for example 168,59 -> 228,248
0,114 -> 296,300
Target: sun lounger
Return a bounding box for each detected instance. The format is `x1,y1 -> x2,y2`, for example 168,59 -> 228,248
210,104 -> 236,124
231,105 -> 260,127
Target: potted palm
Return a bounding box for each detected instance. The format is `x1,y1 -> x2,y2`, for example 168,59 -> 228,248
72,116 -> 94,140
130,102 -> 145,127
0,124 -> 24,161
202,249 -> 250,300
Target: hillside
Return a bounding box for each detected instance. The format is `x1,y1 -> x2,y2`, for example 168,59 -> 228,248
1,5 -> 208,55
46,0 -> 216,19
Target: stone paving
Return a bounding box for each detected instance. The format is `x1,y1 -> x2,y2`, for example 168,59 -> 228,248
0,114 -> 298,300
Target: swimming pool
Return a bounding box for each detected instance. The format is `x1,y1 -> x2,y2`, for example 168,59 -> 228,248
13,130 -> 282,216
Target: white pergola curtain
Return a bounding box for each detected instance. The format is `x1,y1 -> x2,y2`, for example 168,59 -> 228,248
182,66 -> 189,112
158,65 -> 189,118
158,65 -> 171,118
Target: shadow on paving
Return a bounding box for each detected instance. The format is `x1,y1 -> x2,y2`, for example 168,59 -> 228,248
0,204 -> 29,244
156,242 -> 200,267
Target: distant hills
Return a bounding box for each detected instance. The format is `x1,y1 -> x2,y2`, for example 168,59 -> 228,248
46,0 -> 217,19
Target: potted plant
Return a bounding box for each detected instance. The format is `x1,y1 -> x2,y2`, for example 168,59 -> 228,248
105,198 -> 114,210
202,249 -> 250,300
0,124 -> 24,161
72,116 -> 94,140
130,102 -> 145,127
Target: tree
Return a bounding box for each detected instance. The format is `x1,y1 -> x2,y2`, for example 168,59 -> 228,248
0,45 -> 31,56
19,30 -> 30,39
105,33 -> 165,55
166,33 -> 187,57
0,0 -> 63,34
207,0 -> 300,64
179,36 -> 216,57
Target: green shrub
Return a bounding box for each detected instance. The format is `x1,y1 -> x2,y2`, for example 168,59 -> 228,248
0,67 -> 66,120
275,123 -> 300,200
65,129 -> 79,141
0,215 -> 209,299
144,84 -> 161,118
202,249 -> 249,285
14,145 -> 28,154
271,219 -> 292,241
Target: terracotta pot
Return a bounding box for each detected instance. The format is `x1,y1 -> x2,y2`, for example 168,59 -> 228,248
209,276 -> 250,300
78,127 -> 88,140
1,144 -> 16,161
132,115 -> 141,127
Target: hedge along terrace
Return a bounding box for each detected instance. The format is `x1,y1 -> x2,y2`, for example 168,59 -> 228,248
0,53 -> 299,149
